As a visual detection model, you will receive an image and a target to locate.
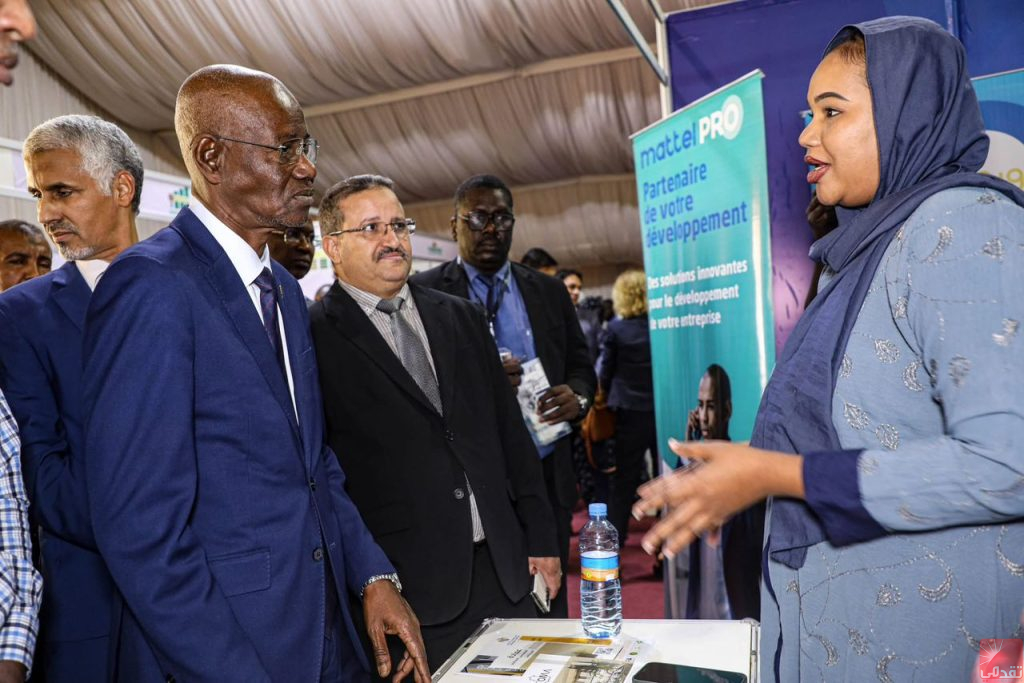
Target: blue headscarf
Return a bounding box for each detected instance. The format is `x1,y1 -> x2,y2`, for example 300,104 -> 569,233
751,16 -> 1024,570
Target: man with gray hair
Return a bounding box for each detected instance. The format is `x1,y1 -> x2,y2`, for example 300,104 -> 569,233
0,113 -> 142,681
0,220 -> 50,291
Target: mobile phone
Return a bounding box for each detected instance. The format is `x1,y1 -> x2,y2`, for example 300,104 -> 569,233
530,573 -> 550,613
632,661 -> 748,683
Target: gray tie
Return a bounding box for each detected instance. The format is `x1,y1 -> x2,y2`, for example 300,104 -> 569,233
376,297 -> 443,415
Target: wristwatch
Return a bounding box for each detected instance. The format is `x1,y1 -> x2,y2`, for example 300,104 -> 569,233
360,572 -> 402,598
574,393 -> 590,417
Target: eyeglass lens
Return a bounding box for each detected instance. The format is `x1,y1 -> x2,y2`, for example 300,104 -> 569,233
466,211 -> 514,231
283,138 -> 318,165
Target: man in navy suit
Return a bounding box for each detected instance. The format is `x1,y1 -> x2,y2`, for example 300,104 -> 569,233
0,114 -> 143,682
82,65 -> 429,683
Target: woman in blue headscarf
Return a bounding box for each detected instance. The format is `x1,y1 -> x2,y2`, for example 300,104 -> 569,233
634,16 -> 1024,681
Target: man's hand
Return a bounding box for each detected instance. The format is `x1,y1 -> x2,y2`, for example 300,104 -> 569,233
0,661 -> 26,683
528,556 -> 562,600
502,355 -> 523,391
537,384 -> 578,424
631,438 -> 803,559
686,408 -> 700,441
363,580 -> 431,683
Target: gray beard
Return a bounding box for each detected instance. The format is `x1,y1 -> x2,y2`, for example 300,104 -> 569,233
58,243 -> 100,261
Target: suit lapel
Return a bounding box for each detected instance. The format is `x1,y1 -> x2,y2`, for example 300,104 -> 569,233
174,210 -> 301,445
51,262 -> 90,332
276,265 -> 317,469
440,260 -> 471,299
411,285 -> 457,417
323,283 -> 439,415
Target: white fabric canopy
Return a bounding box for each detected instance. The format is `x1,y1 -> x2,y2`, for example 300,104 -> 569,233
21,0 -> 718,271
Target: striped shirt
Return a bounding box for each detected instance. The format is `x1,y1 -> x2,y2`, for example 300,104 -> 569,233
0,390 -> 42,673
338,280 -> 485,543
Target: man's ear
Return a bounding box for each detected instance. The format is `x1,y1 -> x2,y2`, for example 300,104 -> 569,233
725,399 -> 733,421
321,235 -> 342,267
193,135 -> 223,185
112,170 -> 136,210
450,216 -> 458,241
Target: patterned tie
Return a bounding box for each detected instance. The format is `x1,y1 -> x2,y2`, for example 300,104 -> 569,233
376,297 -> 442,414
253,268 -> 287,376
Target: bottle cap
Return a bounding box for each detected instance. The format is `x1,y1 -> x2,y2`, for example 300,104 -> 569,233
589,503 -> 607,517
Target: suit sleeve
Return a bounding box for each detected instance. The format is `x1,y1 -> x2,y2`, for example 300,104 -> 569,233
0,308 -> 94,548
555,284 -> 596,403
295,298 -> 396,595
83,258 -> 271,683
474,306 -> 558,557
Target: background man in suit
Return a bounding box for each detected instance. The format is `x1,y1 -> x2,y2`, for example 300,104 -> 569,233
268,218 -> 315,281
82,65 -> 428,683
0,221 -> 51,292
0,114 -> 143,682
310,175 -> 561,672
411,174 -> 596,618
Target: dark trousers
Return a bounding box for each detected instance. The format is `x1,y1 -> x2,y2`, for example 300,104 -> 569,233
608,409 -> 657,545
542,453 -> 572,618
359,542 -> 536,678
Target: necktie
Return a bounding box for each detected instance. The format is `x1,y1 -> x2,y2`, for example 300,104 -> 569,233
253,268 -> 287,376
376,297 -> 442,415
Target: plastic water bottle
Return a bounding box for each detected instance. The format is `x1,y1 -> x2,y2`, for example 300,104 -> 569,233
579,503 -> 622,638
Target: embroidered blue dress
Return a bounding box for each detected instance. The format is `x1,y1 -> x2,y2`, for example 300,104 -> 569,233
762,187 -> 1024,681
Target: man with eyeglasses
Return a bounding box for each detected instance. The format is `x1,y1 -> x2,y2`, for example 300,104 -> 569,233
310,174 -> 560,672
411,174 -> 596,618
81,66 -> 429,683
269,219 -> 316,280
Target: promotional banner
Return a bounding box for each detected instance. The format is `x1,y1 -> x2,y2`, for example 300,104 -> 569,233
632,72 -> 774,460
975,68 -> 1024,192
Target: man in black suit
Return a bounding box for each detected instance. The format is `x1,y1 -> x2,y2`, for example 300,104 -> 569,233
410,174 -> 596,618
310,175 -> 561,672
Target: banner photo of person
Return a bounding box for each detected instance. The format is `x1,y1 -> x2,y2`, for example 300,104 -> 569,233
631,71 -> 775,461
975,68 -> 1024,192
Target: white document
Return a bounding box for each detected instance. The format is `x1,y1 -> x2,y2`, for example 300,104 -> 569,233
518,358 -> 572,447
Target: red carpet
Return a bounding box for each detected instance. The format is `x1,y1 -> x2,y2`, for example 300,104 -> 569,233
567,507 -> 664,619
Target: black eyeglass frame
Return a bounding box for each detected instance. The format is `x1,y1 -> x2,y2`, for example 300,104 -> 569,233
214,134 -> 319,165
457,210 -> 515,232
270,227 -> 316,247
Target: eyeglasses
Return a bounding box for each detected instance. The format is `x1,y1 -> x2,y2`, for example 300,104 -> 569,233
458,210 -> 515,232
325,219 -> 417,240
271,227 -> 316,247
214,135 -> 319,166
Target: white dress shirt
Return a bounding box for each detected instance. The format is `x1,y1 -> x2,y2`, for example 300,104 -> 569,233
189,199 -> 298,420
75,259 -> 108,292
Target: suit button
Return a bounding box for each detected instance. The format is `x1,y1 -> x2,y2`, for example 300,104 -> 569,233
166,676 -> 176,683
309,478 -> 317,491
453,488 -> 465,500
445,429 -> 454,441
313,547 -> 324,561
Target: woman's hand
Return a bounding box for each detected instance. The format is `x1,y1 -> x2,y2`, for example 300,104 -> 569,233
632,439 -> 804,558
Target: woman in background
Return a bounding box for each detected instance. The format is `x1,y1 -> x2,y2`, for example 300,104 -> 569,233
598,269 -> 657,546
635,17 -> 1024,681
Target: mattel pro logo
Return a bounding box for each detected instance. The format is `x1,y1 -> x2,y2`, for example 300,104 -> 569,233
699,94 -> 744,144
977,639 -> 1023,681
